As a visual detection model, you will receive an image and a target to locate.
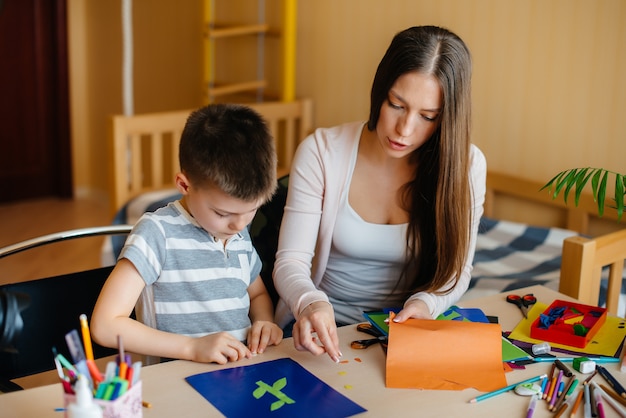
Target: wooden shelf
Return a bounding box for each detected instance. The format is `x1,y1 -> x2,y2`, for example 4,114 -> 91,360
204,0 -> 296,102
207,23 -> 269,39
207,80 -> 267,97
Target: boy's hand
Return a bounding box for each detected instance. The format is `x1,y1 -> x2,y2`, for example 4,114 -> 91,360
247,321 -> 283,354
193,332 -> 252,364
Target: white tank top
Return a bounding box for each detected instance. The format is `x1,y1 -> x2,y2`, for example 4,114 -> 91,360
320,145 -> 408,324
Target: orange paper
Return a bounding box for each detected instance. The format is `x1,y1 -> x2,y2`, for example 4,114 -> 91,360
386,315 -> 507,391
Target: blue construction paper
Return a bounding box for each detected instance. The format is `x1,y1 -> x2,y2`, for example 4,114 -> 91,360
185,358 -> 366,418
437,306 -> 490,323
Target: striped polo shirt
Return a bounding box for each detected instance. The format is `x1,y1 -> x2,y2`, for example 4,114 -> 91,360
120,200 -> 262,341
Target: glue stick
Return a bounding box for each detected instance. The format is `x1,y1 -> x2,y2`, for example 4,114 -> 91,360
532,342 -> 551,356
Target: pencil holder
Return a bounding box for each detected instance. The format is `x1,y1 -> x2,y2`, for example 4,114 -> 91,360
63,380 -> 142,418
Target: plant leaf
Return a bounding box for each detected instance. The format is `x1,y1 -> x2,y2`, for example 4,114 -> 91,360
597,170 -> 608,217
616,174 -> 624,221
563,169 -> 580,203
573,168 -> 593,206
591,169 -> 602,202
554,170 -> 575,201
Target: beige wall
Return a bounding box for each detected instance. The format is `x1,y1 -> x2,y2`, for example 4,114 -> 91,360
68,0 -> 625,210
68,0 -> 204,198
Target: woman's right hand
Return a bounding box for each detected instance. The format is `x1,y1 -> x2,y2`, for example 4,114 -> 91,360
291,301 -> 342,362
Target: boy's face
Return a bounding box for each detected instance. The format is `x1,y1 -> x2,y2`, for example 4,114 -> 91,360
176,173 -> 262,242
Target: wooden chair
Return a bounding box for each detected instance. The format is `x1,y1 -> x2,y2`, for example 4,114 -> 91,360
109,99 -> 314,216
559,228 -> 626,315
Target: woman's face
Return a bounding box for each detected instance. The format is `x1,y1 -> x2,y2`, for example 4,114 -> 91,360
375,71 -> 442,158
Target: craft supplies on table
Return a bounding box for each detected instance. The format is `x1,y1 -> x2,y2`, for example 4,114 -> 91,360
529,300 -> 608,348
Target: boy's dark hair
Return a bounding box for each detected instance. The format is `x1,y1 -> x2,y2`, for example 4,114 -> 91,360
179,103 -> 277,202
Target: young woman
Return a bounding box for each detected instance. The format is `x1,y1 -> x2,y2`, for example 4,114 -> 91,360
273,25 -> 487,362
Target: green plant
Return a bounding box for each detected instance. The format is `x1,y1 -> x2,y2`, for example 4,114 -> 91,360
541,167 -> 625,221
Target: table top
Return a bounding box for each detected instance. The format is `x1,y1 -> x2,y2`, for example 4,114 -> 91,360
1,285 -> 625,417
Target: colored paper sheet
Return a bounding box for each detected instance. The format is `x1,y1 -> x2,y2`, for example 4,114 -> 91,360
385,314 -> 508,391
437,306 -> 490,323
185,358 -> 366,418
438,306 -> 529,362
508,302 -> 626,357
501,336 -> 532,362
362,308 -> 401,335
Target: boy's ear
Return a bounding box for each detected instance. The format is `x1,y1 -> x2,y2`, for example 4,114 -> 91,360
175,172 -> 191,195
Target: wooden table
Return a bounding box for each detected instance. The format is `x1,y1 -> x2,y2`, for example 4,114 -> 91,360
1,285 -> 625,417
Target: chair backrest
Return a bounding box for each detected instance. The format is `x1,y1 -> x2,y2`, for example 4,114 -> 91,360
109,99 -> 314,216
0,226 -> 133,389
559,228 -> 626,315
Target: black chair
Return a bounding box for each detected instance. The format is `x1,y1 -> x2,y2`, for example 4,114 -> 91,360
0,225 -> 133,392
249,175 -> 289,308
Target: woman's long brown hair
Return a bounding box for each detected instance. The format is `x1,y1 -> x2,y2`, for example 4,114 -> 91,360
367,26 -> 473,295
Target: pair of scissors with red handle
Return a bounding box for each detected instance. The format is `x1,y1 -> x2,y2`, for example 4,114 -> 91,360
506,293 -> 537,318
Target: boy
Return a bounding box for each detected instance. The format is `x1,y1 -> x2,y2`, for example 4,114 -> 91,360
91,104 -> 283,364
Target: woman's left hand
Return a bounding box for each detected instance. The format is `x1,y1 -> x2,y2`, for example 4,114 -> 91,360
391,299 -> 432,323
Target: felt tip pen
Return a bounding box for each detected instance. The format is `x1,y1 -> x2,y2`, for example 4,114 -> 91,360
599,383 -> 626,408
596,365 -> 626,398
55,353 -> 78,375
594,386 -> 607,418
526,393 -> 538,418
584,384 -> 592,418
555,359 -> 573,377
591,382 -> 626,418
468,374 -> 547,403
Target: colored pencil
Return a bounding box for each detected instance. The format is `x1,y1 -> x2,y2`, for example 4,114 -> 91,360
468,374 -> 546,404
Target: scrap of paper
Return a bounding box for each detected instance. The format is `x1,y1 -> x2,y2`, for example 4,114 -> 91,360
386,314 -> 508,391
508,302 -> 626,357
185,358 -> 366,418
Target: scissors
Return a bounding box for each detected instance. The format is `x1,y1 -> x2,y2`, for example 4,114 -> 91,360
506,293 -> 537,318
351,323 -> 388,352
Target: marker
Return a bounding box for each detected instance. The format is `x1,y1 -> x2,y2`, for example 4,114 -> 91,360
592,382 -> 626,418
594,385 -> 606,418
468,374 -> 547,403
526,393 -> 538,418
555,359 -> 573,377
55,352 -> 78,375
566,379 -> 580,398
117,335 -> 128,379
599,384 -> 626,408
584,384 -> 592,418
596,365 -> 626,399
